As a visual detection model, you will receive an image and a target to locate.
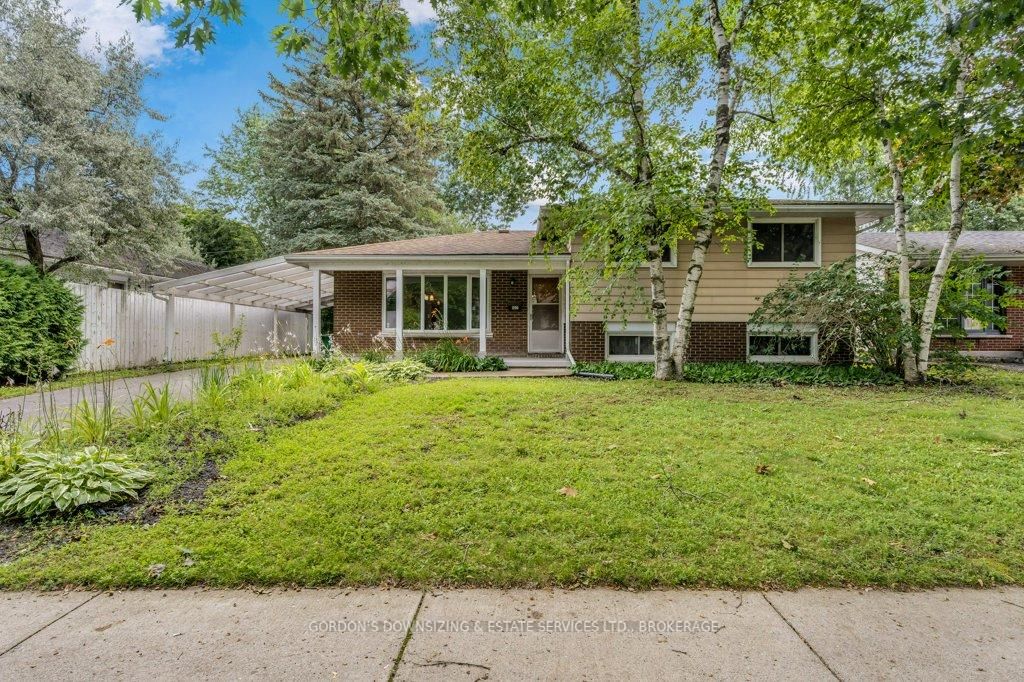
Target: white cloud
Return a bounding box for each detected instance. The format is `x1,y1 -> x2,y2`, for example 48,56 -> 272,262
401,0 -> 437,25
63,0 -> 174,63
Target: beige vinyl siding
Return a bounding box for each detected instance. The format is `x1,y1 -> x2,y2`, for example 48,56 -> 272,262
572,215 -> 856,323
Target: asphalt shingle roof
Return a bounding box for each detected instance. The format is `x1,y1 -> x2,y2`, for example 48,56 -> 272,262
858,231 -> 1024,257
294,230 -> 562,257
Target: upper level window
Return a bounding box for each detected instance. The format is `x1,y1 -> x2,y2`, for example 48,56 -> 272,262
749,219 -> 820,267
384,274 -> 482,332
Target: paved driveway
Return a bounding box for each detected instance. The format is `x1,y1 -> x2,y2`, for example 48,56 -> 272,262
1,587 -> 1022,680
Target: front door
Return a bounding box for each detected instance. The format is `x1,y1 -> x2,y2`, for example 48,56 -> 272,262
528,276 -> 562,353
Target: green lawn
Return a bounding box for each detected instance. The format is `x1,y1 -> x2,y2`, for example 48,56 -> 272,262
2,373 -> 1024,589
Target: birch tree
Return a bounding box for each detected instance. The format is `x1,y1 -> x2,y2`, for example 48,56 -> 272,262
774,0 -> 1023,381
915,0 -> 1023,373
0,0 -> 182,276
436,0 -> 781,379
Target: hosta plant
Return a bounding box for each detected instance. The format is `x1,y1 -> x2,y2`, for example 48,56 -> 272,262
0,447 -> 153,518
368,359 -> 431,383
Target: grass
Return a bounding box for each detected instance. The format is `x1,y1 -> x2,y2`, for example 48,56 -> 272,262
0,357 -> 275,400
1,369 -> 1023,590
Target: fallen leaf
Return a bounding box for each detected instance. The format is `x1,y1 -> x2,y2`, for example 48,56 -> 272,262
558,486 -> 578,497
861,477 -> 877,487
148,563 -> 166,578
781,540 -> 796,551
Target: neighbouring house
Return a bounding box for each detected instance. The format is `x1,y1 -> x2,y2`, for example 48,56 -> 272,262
283,200 -> 893,366
0,229 -> 209,288
857,230 -> 1024,361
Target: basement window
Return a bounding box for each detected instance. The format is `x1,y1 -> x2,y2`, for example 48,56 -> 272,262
747,325 -> 819,364
607,334 -> 655,361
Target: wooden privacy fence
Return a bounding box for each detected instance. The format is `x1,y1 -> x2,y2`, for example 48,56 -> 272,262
69,283 -> 312,371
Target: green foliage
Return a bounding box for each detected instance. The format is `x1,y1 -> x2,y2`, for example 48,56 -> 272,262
0,259 -> 85,384
750,255 -> 1016,373
6,375 -> 1024,588
197,365 -> 232,415
127,384 -> 184,430
434,1 -> 776,314
367,359 -> 432,383
360,349 -> 390,364
69,397 -> 115,447
257,47 -> 450,252
130,0 -> 412,94
196,107 -> 272,234
0,446 -> 152,519
415,339 -> 507,372
927,349 -> 980,385
328,360 -> 380,393
210,322 -> 244,362
0,0 -> 183,276
181,207 -> 265,268
573,361 -> 901,386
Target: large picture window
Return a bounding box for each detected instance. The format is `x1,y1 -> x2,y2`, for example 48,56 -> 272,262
749,220 -> 820,266
384,274 -> 483,332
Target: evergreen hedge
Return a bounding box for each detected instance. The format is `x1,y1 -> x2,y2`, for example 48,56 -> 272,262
0,259 -> 85,384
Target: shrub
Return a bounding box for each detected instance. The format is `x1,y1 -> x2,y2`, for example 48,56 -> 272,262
0,259 -> 85,383
368,359 -> 432,382
573,361 -> 901,386
0,446 -> 152,518
415,339 -> 508,372
361,349 -> 390,364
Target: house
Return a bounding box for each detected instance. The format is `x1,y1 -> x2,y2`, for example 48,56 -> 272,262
857,230 -> 1024,361
284,200 -> 892,365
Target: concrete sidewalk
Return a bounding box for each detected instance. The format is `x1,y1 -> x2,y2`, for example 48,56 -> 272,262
2,587 -> 1022,680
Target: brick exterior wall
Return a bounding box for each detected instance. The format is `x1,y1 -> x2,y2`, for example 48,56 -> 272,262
330,271 -> 382,352
931,265 -> 1024,355
685,322 -> 748,362
489,270 -> 529,355
569,321 -> 605,362
330,269 -> 532,355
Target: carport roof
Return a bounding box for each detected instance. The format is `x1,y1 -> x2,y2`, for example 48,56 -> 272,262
151,256 -> 331,312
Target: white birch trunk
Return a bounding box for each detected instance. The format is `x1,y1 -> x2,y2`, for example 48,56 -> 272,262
649,252 -> 673,379
670,0 -> 741,375
881,139 -> 919,382
917,18 -> 971,375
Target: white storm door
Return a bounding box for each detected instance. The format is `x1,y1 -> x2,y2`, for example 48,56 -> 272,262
528,276 -> 562,353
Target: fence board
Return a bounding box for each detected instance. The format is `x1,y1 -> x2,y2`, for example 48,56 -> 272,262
67,283 -> 311,371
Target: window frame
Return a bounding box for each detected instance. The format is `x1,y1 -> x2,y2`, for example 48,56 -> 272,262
603,323 -> 675,362
746,323 -> 820,364
381,272 -> 490,335
964,275 -> 1007,335
747,218 -> 822,268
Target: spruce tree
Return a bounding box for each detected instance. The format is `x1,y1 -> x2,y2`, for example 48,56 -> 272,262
258,51 -> 447,252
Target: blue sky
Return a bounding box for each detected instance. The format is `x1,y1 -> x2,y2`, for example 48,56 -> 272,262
63,1 -> 544,229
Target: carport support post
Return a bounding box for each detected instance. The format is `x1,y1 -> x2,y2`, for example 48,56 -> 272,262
272,309 -> 280,350
312,268 -> 322,357
479,268 -> 487,357
395,268 -> 404,359
163,295 -> 175,363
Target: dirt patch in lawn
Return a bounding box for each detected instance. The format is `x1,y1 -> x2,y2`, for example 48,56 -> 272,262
173,458 -> 222,506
